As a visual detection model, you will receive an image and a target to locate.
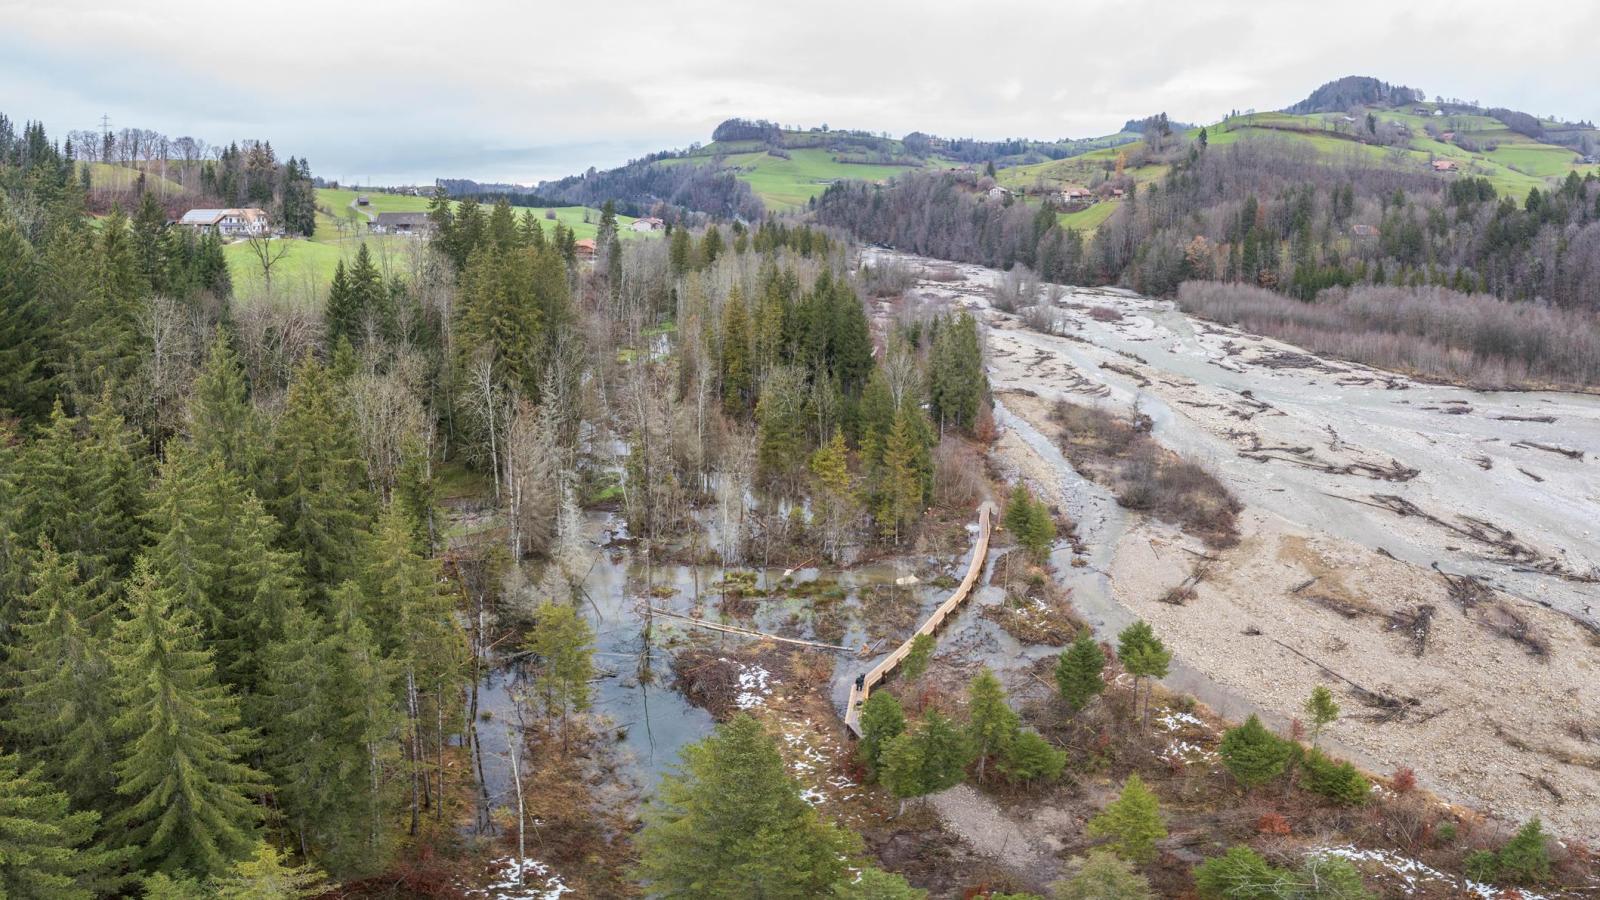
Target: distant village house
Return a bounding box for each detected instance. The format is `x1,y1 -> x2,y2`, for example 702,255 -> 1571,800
177,208 -> 270,239
1431,159 -> 1459,173
987,186 -> 1012,201
630,216 -> 664,233
370,211 -> 431,235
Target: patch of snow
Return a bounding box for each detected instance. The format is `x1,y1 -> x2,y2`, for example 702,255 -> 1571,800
461,857 -> 572,899
723,659 -> 773,710
1156,710 -> 1206,733
1316,845 -> 1545,900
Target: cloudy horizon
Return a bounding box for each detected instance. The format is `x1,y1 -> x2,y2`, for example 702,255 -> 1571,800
4,0 -> 1597,185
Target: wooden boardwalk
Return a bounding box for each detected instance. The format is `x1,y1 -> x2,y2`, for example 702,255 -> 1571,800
843,501 -> 997,736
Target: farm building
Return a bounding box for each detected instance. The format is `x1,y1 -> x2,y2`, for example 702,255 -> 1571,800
1431,159 -> 1459,173
1350,224 -> 1379,238
987,186 -> 1012,201
1060,185 -> 1093,204
574,238 -> 597,260
371,211 -> 431,235
356,195 -> 371,206
630,217 -> 664,233
177,208 -> 270,238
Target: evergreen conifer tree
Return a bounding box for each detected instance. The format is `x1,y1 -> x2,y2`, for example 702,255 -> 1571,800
108,559 -> 265,878
1085,774 -> 1166,863
1056,632 -> 1106,712
1217,714 -> 1293,790
966,668 -> 1019,782
0,750 -> 121,898
857,690 -> 905,779
636,714 -> 854,898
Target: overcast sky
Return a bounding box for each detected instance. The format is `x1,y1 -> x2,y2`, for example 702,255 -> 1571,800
4,0 -> 1597,185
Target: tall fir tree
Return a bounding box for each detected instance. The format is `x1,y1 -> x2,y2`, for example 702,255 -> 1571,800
143,442 -> 302,694
965,668 -> 1019,782
636,715 -> 854,898
108,559 -> 266,878
0,218 -> 51,422
260,598 -> 397,877
1,540 -> 119,812
1055,632 -> 1106,712
0,750 -> 122,898
270,356 -> 373,602
187,330 -> 267,495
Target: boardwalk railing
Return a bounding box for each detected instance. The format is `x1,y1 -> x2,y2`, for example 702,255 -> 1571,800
843,501 -> 997,735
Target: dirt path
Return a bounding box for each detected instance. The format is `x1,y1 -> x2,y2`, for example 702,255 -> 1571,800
871,250 -> 1600,840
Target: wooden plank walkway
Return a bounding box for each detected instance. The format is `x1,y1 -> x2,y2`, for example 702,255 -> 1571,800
843,501 -> 997,736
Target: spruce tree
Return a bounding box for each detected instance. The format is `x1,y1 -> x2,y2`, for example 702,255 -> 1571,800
0,218 -> 50,423
1304,685 -> 1340,749
524,600 -> 595,746
1056,632 -> 1106,712
857,690 -> 905,779
0,750 -> 121,898
260,599 -> 396,877
270,355 -> 373,601
187,330 -> 267,495
636,714 -> 854,898
1085,774 -> 1166,863
929,312 -> 985,432
1217,714 -> 1293,790
1495,819 -> 1552,885
1299,748 -> 1369,806
1053,849 -> 1153,900
966,668 -> 1019,782
2,540 -> 119,811
877,406 -> 927,544
79,393 -> 147,584
323,261 -> 357,350
143,443 -> 301,694
210,842 -> 328,898
998,729 -> 1068,784
108,559 -> 265,878
880,711 -> 972,813
720,285 -> 752,417
834,866 -> 926,899
1116,621 -> 1171,725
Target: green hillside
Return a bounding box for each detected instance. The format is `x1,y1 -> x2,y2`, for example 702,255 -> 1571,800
224,187 -> 644,295
1000,104 -> 1598,232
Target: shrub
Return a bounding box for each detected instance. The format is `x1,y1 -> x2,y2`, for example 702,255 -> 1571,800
1461,819 -> 1552,886
1390,766 -> 1416,794
1052,849 -> 1152,899
998,729 -> 1068,784
1300,749 -> 1370,806
1195,846 -> 1371,899
1218,715 -> 1294,790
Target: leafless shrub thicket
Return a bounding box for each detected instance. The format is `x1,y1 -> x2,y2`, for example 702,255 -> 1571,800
1052,399 -> 1241,548
989,264 -> 1039,313
1177,281 -> 1600,389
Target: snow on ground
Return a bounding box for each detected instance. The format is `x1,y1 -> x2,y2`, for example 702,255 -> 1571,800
1317,845 -> 1544,899
460,857 -> 572,900
726,659 -> 773,710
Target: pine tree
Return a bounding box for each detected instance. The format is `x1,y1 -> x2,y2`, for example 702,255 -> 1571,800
323,261 -> 357,350
966,668 -> 1019,782
857,690 -> 905,780
1217,714 -> 1293,790
2,540 -> 119,811
1304,685 -> 1340,749
0,750 -> 121,898
636,714 -> 854,898
1495,819 -> 1552,885
1056,632 -> 1106,712
271,356 -> 373,601
108,559 -> 265,878
808,431 -> 858,561
1085,774 -> 1166,863
1053,849 -> 1153,900
524,600 -> 595,746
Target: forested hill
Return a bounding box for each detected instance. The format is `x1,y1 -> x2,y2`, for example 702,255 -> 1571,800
1285,76 -> 1425,114
523,118 -> 1143,218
